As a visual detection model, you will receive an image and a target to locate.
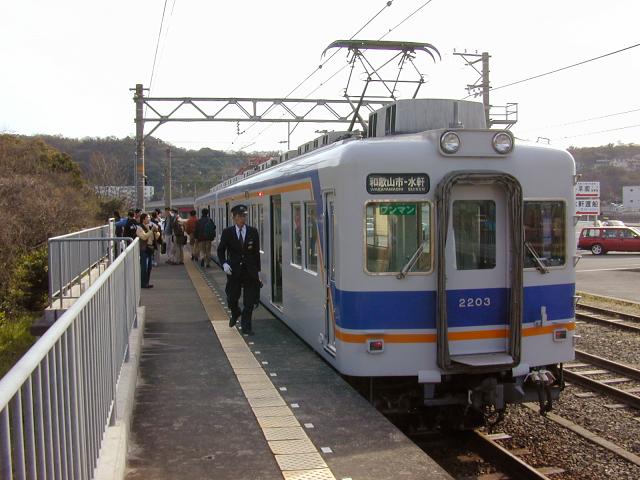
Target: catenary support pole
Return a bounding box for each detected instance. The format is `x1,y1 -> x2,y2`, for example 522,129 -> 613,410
134,84 -> 145,210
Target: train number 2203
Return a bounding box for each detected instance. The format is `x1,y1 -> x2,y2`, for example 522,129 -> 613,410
459,297 -> 491,308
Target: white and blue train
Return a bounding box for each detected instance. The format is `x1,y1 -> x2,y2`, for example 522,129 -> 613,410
196,98 -> 576,427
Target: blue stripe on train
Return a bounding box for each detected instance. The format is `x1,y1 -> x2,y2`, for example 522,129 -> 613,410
332,283 -> 575,330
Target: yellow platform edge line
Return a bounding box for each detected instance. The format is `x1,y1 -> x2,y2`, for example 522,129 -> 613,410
182,260 -> 337,480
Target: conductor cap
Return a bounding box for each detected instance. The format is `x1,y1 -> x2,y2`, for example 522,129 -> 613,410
231,204 -> 248,216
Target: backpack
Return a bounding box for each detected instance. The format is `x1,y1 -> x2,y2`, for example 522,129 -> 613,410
173,220 -> 184,237
124,218 -> 138,239
203,219 -> 216,241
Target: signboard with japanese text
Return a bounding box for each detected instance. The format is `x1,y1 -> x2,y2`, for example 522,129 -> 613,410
575,181 -> 600,197
575,198 -> 600,215
366,173 -> 429,194
575,181 -> 600,215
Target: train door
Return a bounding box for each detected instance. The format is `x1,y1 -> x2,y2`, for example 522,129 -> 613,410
270,195 -> 283,308
436,172 -> 523,370
324,192 -> 336,351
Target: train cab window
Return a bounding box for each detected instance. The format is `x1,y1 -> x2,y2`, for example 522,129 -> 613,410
523,201 -> 566,268
365,202 -> 431,274
291,203 -> 303,266
452,200 -> 496,270
305,202 -> 318,272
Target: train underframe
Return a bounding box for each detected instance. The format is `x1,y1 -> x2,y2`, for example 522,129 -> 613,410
346,363 -> 565,430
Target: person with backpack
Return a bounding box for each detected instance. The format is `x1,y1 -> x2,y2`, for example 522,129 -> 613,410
124,210 -> 138,240
171,208 -> 187,265
194,208 -> 216,267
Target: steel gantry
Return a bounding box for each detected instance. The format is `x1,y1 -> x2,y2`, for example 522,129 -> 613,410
131,84 -> 392,209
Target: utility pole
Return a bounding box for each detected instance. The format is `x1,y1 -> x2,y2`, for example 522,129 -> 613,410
133,84 -> 146,209
164,148 -> 172,209
454,51 -> 491,128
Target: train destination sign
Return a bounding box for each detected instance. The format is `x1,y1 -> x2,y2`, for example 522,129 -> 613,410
366,173 -> 429,194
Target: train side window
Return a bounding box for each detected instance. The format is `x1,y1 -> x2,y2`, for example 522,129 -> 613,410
452,200 -> 496,270
305,202 -> 318,273
365,202 -> 431,274
523,200 -> 566,268
291,203 -> 303,266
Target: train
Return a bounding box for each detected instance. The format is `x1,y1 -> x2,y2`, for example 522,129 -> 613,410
196,98 -> 577,428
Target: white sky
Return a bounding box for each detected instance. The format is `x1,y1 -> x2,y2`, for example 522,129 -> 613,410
1,0 -> 639,153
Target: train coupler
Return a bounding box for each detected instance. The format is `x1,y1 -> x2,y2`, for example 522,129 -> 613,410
526,369 -> 556,415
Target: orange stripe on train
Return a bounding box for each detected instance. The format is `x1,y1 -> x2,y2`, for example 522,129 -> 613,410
335,322 -> 575,344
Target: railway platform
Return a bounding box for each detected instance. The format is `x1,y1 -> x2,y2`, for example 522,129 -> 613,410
125,260 -> 451,480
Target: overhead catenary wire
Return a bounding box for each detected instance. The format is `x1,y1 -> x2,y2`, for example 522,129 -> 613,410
148,0 -> 170,92
240,0 -> 439,150
379,0 -> 434,40
235,1 -> 397,148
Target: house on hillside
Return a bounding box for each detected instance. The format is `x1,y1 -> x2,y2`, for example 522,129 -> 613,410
623,186 -> 640,211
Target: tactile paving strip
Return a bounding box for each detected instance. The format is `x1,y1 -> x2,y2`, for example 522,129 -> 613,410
282,469 -> 336,480
268,438 -> 318,455
275,453 -> 328,471
263,427 -> 308,441
183,260 -> 337,480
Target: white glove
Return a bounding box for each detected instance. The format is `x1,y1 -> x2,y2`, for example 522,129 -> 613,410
223,263 -> 232,275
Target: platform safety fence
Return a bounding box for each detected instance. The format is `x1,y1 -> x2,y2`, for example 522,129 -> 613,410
48,221 -> 116,308
0,237 -> 141,480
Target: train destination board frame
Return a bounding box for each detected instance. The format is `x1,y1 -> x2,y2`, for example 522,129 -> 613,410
366,173 -> 430,194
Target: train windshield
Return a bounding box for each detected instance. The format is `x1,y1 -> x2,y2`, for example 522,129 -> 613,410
365,202 -> 431,274
452,200 -> 497,270
523,200 -> 566,268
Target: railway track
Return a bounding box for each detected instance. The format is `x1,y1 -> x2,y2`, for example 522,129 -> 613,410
564,349 -> 640,409
575,302 -> 640,333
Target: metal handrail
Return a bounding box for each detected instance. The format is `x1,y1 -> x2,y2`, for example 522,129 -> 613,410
48,221 -> 117,307
0,238 -> 140,479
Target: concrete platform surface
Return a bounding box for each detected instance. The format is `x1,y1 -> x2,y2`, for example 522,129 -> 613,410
125,259 -> 451,480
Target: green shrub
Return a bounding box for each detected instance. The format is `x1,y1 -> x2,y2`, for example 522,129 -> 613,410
0,311 -> 35,378
5,247 -> 48,313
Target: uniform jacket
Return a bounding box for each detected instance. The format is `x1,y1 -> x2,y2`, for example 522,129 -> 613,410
216,225 -> 261,279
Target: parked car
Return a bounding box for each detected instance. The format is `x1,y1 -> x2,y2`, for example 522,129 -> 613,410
602,220 -> 625,226
577,226 -> 640,254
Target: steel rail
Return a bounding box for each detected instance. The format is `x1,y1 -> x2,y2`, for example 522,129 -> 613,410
465,430 -> 551,480
575,350 -> 640,380
575,309 -> 640,333
564,354 -> 640,409
577,303 -> 640,323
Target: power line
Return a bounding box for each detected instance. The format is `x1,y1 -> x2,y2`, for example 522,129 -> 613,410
149,0 -> 170,91
491,42 -> 640,92
555,122 -> 640,140
522,107 -> 640,133
379,0 -> 434,40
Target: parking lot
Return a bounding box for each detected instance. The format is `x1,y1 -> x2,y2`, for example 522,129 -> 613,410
576,252 -> 640,302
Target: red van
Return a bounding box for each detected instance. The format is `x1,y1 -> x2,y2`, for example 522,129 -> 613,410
578,226 -> 640,254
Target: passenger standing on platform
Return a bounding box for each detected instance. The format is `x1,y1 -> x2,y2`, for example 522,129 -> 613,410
137,213 -> 159,289
124,210 -> 138,239
150,211 -> 162,267
217,204 -> 260,335
195,208 -> 216,267
172,208 -> 186,265
163,207 -> 176,264
185,210 -> 198,261
114,211 -> 126,237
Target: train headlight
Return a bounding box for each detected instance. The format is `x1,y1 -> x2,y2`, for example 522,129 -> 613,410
440,131 -> 461,154
492,132 -> 514,154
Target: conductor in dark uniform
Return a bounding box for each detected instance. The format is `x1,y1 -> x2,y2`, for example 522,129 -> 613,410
217,204 -> 261,335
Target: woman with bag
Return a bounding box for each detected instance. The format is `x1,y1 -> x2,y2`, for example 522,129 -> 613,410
137,213 -> 160,288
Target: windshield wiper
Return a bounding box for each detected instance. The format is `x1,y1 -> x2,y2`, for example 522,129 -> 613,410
525,242 -> 549,274
397,241 -> 428,279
